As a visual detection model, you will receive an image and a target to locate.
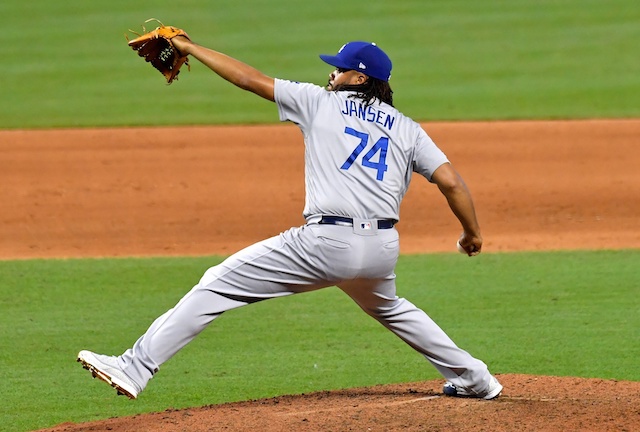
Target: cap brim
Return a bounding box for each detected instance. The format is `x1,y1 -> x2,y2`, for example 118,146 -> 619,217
319,54 -> 351,70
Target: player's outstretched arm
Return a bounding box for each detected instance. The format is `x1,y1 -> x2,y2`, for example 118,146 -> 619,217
432,163 -> 483,256
172,36 -> 275,101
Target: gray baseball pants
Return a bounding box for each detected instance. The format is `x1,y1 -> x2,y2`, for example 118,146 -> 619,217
117,221 -> 493,393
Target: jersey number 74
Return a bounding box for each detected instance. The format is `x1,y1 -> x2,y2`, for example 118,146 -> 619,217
340,127 -> 389,181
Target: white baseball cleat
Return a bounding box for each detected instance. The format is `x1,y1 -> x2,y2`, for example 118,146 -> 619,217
77,350 -> 141,399
443,375 -> 503,400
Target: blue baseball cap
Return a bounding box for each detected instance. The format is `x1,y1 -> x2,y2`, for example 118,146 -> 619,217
319,41 -> 392,82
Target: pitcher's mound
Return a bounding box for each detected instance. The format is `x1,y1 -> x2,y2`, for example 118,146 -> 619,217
40,374 -> 640,432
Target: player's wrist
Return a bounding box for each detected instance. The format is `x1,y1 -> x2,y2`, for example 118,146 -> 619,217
172,36 -> 191,56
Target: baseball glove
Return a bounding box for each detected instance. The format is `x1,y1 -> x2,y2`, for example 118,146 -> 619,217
126,19 -> 191,84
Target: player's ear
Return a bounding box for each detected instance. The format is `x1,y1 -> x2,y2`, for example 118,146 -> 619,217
356,73 -> 368,84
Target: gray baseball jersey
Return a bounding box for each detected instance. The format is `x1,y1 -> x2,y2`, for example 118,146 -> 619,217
274,78 -> 449,221
114,79 -> 495,398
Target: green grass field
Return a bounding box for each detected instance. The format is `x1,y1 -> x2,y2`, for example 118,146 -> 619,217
2,1 -> 639,431
2,0 -> 639,128
1,251 -> 638,431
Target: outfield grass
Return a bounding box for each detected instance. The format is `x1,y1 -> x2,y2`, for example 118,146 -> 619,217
2,0 -> 639,128
1,250 -> 638,431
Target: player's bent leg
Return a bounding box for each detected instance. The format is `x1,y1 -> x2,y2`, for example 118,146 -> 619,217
339,279 -> 499,398
103,228 -> 333,395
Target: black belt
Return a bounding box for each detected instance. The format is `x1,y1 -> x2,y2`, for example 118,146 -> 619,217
318,216 -> 396,229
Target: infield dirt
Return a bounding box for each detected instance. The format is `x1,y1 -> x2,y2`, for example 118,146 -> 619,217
3,120 -> 638,431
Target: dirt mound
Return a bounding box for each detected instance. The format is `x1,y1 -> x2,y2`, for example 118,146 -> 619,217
38,374 -> 639,432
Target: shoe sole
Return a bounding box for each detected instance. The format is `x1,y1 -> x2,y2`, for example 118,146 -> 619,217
77,355 -> 137,399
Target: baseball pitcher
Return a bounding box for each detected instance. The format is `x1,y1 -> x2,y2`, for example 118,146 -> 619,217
78,28 -> 502,401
